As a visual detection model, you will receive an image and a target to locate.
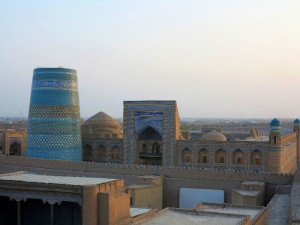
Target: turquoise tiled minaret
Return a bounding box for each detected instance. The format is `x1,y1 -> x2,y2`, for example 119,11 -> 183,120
26,68 -> 82,160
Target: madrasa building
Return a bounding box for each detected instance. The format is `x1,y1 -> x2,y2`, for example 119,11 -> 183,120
1,67 -> 300,225
82,100 -> 298,175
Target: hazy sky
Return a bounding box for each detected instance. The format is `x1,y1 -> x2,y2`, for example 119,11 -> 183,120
1,1 -> 300,118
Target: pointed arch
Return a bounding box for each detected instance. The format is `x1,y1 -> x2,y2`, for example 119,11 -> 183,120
215,149 -> 226,164
232,149 -> 244,164
137,126 -> 162,166
251,149 -> 263,166
182,147 -> 192,163
9,142 -> 21,156
83,144 -> 92,161
198,148 -> 209,164
96,145 -> 106,161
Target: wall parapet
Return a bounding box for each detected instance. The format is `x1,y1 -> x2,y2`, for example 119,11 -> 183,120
0,155 -> 293,184
281,132 -> 296,143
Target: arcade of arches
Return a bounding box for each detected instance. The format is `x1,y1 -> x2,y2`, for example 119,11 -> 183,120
138,126 -> 162,166
180,147 -> 264,170
83,144 -> 121,163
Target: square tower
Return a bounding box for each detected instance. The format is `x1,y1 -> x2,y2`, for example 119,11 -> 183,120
123,101 -> 181,166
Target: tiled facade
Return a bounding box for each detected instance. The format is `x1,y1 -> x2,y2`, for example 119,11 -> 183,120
83,101 -> 298,175
26,68 -> 82,160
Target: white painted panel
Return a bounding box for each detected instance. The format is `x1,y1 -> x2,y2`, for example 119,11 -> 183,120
179,188 -> 224,208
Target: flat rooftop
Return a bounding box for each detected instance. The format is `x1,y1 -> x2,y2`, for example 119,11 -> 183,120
0,172 -> 117,186
267,194 -> 290,225
243,181 -> 265,185
234,189 -> 260,196
130,207 -> 152,218
195,203 -> 262,222
129,184 -> 156,189
244,136 -> 269,142
138,208 -> 248,225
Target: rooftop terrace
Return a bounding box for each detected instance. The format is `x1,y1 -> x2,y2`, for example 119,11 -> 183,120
137,208 -> 249,225
0,172 -> 117,186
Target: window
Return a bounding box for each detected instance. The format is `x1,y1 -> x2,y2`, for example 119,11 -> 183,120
182,148 -> 192,163
198,148 -> 208,164
251,150 -> 262,166
233,150 -> 244,164
215,149 -> 226,164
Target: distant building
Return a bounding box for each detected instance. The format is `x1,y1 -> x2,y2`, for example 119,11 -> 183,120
0,129 -> 26,156
82,101 -> 298,175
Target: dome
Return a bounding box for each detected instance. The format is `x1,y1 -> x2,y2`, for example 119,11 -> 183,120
294,118 -> 300,124
270,118 -> 280,127
202,130 -> 227,142
83,112 -> 121,134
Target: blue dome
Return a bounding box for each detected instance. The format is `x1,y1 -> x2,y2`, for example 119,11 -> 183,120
294,118 -> 300,124
270,118 -> 280,127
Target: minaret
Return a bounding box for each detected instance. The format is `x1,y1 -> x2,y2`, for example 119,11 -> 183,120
269,118 -> 281,145
26,68 -> 82,160
268,118 -> 281,173
294,118 -> 300,161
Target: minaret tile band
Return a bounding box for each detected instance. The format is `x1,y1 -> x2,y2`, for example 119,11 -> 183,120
26,68 -> 82,160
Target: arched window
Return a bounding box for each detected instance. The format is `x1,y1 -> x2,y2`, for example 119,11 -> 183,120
111,145 -> 121,162
251,150 -> 262,165
9,142 -> 21,156
198,148 -> 209,163
83,144 -> 92,160
215,149 -> 226,164
232,149 -> 244,164
97,145 -> 106,161
274,136 -> 277,144
152,143 -> 160,154
182,148 -> 192,163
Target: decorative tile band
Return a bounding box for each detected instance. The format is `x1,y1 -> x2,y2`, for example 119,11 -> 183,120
32,81 -> 78,90
26,68 -> 82,161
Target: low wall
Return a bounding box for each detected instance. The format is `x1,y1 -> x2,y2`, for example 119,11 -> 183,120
0,155 -> 294,207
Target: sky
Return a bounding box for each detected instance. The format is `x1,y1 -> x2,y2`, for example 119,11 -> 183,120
1,0 -> 300,118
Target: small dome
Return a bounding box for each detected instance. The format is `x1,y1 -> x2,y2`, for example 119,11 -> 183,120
83,112 -> 121,134
270,118 -> 280,127
202,130 -> 227,142
294,118 -> 300,124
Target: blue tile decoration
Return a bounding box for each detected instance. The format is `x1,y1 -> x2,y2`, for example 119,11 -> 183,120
231,167 -> 245,171
231,146 -> 246,152
134,117 -> 164,136
134,111 -> 164,117
197,145 -> 210,150
250,146 -> 264,152
214,146 -> 227,151
126,103 -> 172,165
9,137 -> 22,145
26,68 -> 82,161
180,145 -> 193,150
96,142 -> 107,147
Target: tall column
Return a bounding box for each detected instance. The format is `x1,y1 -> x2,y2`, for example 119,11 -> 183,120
17,201 -> 21,225
50,204 -> 54,225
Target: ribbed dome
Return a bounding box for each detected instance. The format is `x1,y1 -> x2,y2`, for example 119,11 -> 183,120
294,118 -> 300,124
83,112 -> 121,134
202,130 -> 227,142
84,112 -> 119,126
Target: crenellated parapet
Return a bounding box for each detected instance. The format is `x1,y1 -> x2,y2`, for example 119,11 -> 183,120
0,155 -> 293,184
